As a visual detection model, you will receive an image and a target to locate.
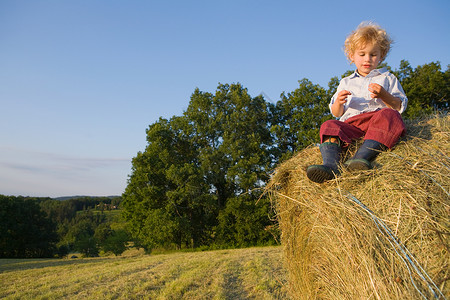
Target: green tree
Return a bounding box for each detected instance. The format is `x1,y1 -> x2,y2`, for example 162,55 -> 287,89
394,61 -> 449,119
101,229 -> 129,256
123,83 -> 276,250
122,115 -> 212,251
216,194 -> 274,247
60,211 -> 106,257
271,79 -> 332,161
0,196 -> 57,258
68,219 -> 98,257
94,223 -> 129,256
183,83 -> 275,247
40,198 -> 78,224
94,223 -> 113,244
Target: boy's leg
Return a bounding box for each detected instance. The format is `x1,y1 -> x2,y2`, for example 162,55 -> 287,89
323,136 -> 340,144
345,139 -> 387,170
306,139 -> 342,183
307,120 -> 364,183
320,119 -> 365,146
362,108 -> 406,149
345,108 -> 406,170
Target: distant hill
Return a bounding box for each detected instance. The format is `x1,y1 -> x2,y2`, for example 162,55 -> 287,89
53,195 -> 121,201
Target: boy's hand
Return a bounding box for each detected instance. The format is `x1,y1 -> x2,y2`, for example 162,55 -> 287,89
368,83 -> 386,99
336,90 -> 351,104
368,83 -> 402,111
331,90 -> 351,117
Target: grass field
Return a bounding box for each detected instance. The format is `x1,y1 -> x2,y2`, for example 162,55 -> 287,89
0,246 -> 288,299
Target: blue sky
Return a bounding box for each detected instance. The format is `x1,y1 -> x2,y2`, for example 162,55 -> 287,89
1,0 -> 449,197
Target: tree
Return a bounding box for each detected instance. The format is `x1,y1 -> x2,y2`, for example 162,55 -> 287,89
94,223 -> 113,244
60,210 -> 106,257
68,219 -> 98,257
394,61 -> 449,119
40,199 -> 77,224
123,83 -> 276,250
94,223 -> 129,256
101,229 -> 129,256
216,194 -> 274,247
271,79 -> 332,161
0,196 -> 57,258
201,84 -> 274,245
122,115 -> 212,251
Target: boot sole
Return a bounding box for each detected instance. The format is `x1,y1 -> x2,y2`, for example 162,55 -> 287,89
346,159 -> 372,171
306,165 -> 336,183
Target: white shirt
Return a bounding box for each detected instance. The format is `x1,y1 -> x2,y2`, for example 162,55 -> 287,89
329,68 -> 408,122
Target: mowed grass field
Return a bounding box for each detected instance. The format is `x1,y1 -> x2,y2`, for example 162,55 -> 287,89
0,246 -> 289,299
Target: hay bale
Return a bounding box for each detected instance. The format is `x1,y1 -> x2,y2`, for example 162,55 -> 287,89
268,114 -> 449,299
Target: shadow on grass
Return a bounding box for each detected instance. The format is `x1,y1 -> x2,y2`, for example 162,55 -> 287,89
0,257 -> 112,273
219,260 -> 250,299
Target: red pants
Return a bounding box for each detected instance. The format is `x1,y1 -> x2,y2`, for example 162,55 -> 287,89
320,108 -> 406,149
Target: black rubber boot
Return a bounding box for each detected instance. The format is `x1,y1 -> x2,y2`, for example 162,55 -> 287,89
307,142 -> 342,183
346,139 -> 387,171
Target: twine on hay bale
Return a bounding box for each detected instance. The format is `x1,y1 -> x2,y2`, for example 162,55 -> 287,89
268,113 -> 449,300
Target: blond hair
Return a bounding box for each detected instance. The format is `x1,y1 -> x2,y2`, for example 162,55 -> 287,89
344,22 -> 393,63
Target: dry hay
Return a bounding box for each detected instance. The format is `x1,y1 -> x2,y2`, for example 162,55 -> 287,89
268,113 -> 449,299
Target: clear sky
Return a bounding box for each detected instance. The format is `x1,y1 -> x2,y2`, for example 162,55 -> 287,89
1,0 -> 449,198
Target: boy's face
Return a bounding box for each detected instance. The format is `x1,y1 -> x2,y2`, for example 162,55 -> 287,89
350,43 -> 382,76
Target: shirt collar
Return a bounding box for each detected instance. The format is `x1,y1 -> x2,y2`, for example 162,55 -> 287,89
351,67 -> 388,78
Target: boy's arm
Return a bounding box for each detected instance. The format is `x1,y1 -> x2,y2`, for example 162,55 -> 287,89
331,90 -> 351,117
369,83 -> 402,111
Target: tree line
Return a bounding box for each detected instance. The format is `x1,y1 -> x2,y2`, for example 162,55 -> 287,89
1,60 -> 448,257
0,195 -> 127,258
122,60 -> 449,252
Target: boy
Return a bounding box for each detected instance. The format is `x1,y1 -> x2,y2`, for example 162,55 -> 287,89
307,22 -> 408,183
